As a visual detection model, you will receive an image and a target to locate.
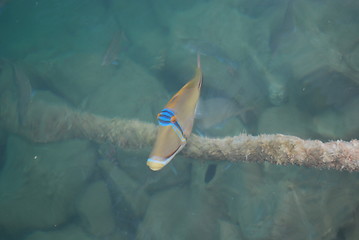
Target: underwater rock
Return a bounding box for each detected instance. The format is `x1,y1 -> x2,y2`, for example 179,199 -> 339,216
297,68 -> 359,113
85,58 -> 167,121
197,97 -> 241,130
98,159 -> 149,218
150,0 -> 196,25
228,0 -> 278,18
0,136 -> 96,235
11,63 -> 32,126
181,38 -> 240,70
0,60 -> 13,92
218,219 -> 243,240
344,39 -> 359,78
137,161 -> 230,240
209,160 -> 359,240
24,225 -> 94,240
136,187 -> 184,240
216,163 -> 276,240
312,110 -> 343,140
313,110 -> 343,140
136,186 -> 220,240
267,76 -> 288,106
136,187 -> 187,240
167,1 -> 248,97
269,0 -> 297,55
165,42 -> 239,100
270,183 -> 316,240
344,209 -> 359,240
196,97 -> 248,136
342,96 -> 359,139
33,52 -> 119,106
343,97 -> 359,139
313,96 -> 359,140
98,145 -> 192,194
77,180 -> 116,237
197,117 -> 246,137
258,104 -> 312,139
270,170 -> 359,240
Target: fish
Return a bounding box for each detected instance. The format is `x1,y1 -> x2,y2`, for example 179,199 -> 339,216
181,38 -> 240,70
101,30 -> 122,66
12,63 -> 32,126
147,54 -> 203,171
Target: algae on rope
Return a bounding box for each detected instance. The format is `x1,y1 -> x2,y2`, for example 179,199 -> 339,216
0,92 -> 358,172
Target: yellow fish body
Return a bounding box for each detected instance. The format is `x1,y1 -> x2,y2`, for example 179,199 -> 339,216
147,55 -> 203,171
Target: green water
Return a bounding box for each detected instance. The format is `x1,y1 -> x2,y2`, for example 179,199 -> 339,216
0,0 -> 359,239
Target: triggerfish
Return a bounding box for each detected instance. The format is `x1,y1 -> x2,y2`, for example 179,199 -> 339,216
147,55 -> 203,171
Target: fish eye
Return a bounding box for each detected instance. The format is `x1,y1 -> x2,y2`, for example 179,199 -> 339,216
170,116 -> 177,123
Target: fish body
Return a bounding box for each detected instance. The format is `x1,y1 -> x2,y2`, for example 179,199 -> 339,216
101,31 -> 122,66
147,55 -> 202,171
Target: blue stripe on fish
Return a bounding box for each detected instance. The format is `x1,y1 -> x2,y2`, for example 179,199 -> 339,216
157,108 -> 175,125
172,120 -> 185,137
157,108 -> 186,143
160,109 -> 174,117
158,114 -> 171,120
158,109 -> 173,125
158,119 -> 170,125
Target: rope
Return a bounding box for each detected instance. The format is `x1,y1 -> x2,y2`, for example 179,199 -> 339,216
1,92 -> 358,172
